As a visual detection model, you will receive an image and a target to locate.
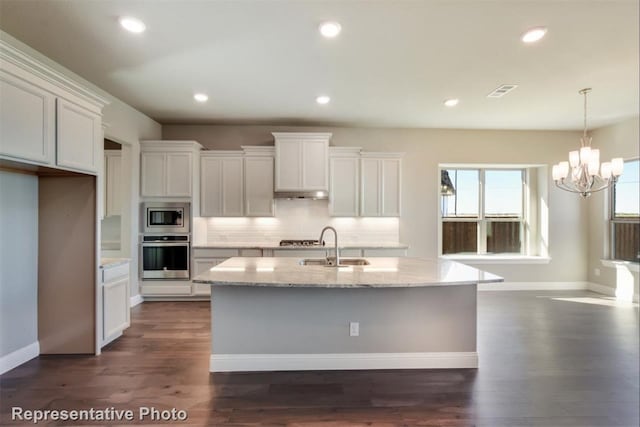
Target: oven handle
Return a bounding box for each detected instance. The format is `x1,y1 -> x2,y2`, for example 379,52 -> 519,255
141,242 -> 190,247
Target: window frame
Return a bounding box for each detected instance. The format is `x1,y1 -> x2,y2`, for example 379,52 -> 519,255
609,157 -> 640,263
441,167 -> 527,256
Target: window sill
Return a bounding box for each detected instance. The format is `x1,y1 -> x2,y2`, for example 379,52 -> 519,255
440,255 -> 551,265
600,259 -> 640,273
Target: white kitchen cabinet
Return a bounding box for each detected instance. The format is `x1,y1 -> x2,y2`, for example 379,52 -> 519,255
1,54 -> 105,175
329,148 -> 361,216
0,69 -> 55,165
244,153 -> 275,217
192,258 -> 226,296
140,141 -> 202,198
101,261 -> 130,346
360,154 -> 402,217
273,132 -> 330,192
104,150 -> 122,217
56,98 -> 101,174
201,153 -> 244,217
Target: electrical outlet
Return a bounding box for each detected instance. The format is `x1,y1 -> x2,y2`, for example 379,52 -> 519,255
349,322 -> 359,337
594,268 -> 601,277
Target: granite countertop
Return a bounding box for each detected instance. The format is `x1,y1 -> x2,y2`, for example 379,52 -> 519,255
100,258 -> 130,269
192,243 -> 409,250
192,256 -> 503,289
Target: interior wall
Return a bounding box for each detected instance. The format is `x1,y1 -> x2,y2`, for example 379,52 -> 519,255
1,31 -> 162,301
164,124 -> 587,283
0,171 -> 38,359
38,175 -> 96,354
586,117 -> 640,295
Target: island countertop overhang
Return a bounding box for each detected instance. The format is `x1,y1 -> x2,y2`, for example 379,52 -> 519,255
192,257 -> 503,289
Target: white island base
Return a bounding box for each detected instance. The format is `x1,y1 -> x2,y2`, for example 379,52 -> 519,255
194,257 -> 503,372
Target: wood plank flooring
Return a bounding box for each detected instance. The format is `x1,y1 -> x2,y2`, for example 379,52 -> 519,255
1,291 -> 638,426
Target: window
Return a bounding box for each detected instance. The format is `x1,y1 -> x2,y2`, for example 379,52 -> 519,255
441,168 -> 525,255
611,159 -> 640,263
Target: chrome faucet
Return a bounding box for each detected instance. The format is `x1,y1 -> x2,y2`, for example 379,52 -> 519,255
318,226 -> 340,267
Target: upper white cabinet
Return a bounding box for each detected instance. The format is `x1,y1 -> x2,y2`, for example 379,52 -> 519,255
329,147 -> 361,217
56,98 -> 101,173
140,141 -> 202,198
244,146 -> 275,217
0,40 -> 107,173
104,150 -> 123,217
0,70 -> 55,165
201,152 -> 244,217
199,146 -> 275,218
273,132 -> 330,192
360,154 -> 402,217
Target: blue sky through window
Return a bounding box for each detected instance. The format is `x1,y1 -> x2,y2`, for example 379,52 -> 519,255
615,159 -> 640,217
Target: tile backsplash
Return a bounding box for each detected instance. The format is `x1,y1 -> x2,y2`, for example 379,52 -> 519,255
193,199 -> 399,245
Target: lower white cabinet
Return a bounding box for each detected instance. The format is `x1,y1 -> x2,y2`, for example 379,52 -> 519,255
192,258 -> 226,296
101,261 -> 130,346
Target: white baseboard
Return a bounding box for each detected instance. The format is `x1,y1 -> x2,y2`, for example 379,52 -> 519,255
479,281 -> 589,291
587,282 -> 639,302
130,294 -> 144,307
0,341 -> 39,375
209,352 -> 478,372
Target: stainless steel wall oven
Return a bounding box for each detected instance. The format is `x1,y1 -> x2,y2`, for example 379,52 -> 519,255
140,235 -> 190,280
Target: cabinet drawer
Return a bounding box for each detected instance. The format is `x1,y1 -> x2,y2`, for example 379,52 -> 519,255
193,248 -> 239,258
272,249 -> 328,258
362,248 -> 407,257
102,262 -> 130,283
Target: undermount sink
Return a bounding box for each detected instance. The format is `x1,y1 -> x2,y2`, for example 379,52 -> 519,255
299,258 -> 371,267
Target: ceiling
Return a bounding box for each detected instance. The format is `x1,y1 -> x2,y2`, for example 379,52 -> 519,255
0,0 -> 638,130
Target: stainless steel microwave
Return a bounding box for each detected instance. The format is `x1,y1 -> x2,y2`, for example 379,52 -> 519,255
142,202 -> 190,234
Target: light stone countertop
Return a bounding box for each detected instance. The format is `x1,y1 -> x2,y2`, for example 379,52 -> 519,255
192,257 -> 503,288
99,258 -> 130,269
192,243 -> 409,250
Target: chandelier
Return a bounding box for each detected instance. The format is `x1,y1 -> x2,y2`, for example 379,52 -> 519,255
552,88 -> 623,198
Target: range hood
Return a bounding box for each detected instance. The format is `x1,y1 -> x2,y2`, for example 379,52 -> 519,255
274,190 -> 329,200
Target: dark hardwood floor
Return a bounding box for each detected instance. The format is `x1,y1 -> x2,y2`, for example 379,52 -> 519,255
1,291 -> 638,426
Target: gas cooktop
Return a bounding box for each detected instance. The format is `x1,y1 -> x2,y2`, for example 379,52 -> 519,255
279,239 -> 321,247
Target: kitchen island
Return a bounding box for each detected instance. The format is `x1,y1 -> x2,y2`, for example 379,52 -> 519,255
193,257 -> 503,372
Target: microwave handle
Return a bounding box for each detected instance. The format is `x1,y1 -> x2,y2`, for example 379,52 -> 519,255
141,242 -> 190,247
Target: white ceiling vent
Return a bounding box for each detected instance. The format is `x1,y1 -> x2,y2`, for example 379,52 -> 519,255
487,84 -> 519,98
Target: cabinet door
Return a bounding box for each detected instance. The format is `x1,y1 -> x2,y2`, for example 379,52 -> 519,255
192,258 -> 225,296
201,157 -> 222,216
275,139 -> 302,190
302,140 -> 329,190
56,98 -> 100,174
381,159 -> 401,216
105,152 -> 122,217
221,157 -> 244,216
330,157 -> 359,216
166,152 -> 192,197
245,156 -> 274,217
360,159 -> 381,216
103,277 -> 129,339
141,152 -> 166,197
0,70 -> 55,165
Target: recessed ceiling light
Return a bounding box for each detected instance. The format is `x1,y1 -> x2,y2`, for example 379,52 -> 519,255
444,99 -> 459,107
319,21 -> 341,38
521,27 -> 547,43
316,95 -> 331,105
194,93 -> 209,103
119,16 -> 146,34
